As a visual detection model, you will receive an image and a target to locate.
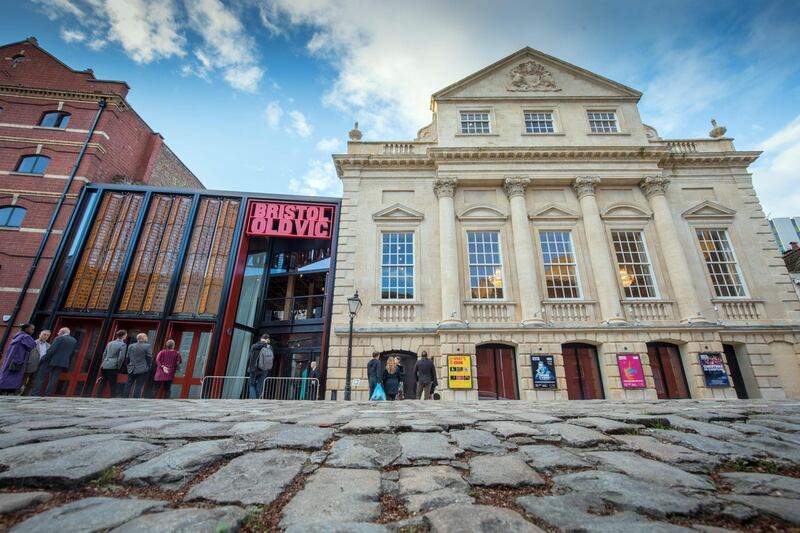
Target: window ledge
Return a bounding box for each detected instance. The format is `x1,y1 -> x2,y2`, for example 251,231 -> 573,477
33,126 -> 67,131
586,132 -> 631,136
374,301 -> 423,305
10,171 -> 45,177
455,133 -> 499,137
0,226 -> 21,231
522,132 -> 565,137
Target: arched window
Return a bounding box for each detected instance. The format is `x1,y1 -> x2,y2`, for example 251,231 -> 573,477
39,111 -> 71,129
0,206 -> 26,228
15,155 -> 50,174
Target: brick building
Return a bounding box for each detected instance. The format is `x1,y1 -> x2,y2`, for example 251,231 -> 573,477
0,37 -> 202,352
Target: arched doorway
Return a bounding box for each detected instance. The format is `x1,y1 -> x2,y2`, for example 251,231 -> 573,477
476,344 -> 518,400
561,343 -> 604,400
381,350 -> 417,400
647,342 -> 690,399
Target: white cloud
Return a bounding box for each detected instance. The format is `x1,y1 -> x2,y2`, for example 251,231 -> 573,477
289,160 -> 341,197
315,137 -> 342,152
33,0 -> 83,19
87,37 -> 108,51
287,110 -> 312,137
752,114 -> 800,217
185,0 -> 263,92
60,28 -> 86,43
102,0 -> 186,63
265,101 -> 284,128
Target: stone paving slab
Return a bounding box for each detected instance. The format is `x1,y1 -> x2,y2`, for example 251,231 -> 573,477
0,398 -> 798,532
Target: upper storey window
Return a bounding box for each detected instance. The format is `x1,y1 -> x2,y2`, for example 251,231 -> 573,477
539,230 -> 581,299
524,111 -> 554,133
0,206 -> 26,228
381,232 -> 414,300
467,231 -> 504,299
15,155 -> 50,174
460,112 -> 491,134
39,111 -> 71,129
611,231 -> 658,298
696,229 -> 747,298
588,111 -> 618,133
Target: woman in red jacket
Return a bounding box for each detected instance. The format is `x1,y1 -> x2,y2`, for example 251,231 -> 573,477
153,339 -> 181,399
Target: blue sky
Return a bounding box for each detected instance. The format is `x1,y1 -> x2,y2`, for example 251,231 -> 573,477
3,1 -> 799,216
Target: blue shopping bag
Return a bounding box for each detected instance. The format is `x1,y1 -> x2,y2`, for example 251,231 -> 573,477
370,383 -> 386,401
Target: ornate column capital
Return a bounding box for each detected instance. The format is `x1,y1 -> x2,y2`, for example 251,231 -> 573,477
433,177 -> 458,199
640,176 -> 670,199
503,177 -> 530,199
572,176 -> 601,199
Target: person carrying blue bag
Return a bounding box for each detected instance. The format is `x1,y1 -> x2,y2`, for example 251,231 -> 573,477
370,382 -> 386,401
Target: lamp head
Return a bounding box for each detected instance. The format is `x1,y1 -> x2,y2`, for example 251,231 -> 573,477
347,290 -> 363,316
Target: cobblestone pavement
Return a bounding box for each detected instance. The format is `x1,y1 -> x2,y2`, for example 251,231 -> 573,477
0,398 -> 799,532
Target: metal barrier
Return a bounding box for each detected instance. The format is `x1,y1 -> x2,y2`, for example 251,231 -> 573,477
200,376 -> 250,399
262,377 -> 320,400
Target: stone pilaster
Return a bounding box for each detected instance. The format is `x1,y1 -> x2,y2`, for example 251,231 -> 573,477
504,177 -> 544,325
434,177 -> 462,324
640,176 -> 708,323
572,176 -> 626,325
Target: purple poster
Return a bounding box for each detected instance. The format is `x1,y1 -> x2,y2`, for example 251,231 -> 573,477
617,353 -> 646,389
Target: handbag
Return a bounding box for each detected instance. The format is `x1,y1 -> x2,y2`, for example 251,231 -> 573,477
370,383 -> 386,401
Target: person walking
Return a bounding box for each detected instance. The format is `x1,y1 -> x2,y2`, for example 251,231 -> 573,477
153,339 -> 181,399
97,329 -> 128,398
414,350 -> 436,400
122,333 -> 152,398
305,360 -> 319,400
246,334 -> 273,399
21,329 -> 50,394
367,351 -> 382,399
0,323 -> 36,394
382,357 -> 401,401
394,356 -> 405,400
32,327 -> 77,396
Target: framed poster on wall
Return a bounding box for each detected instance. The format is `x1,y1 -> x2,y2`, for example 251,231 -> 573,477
699,352 -> 730,387
447,355 -> 473,389
530,355 -> 557,389
617,353 -> 646,389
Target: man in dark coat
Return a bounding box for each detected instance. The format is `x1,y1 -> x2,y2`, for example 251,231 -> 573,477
0,323 -> 36,393
123,333 -> 152,398
32,327 -> 77,396
367,351 -> 382,399
247,334 -> 273,399
414,350 -> 436,400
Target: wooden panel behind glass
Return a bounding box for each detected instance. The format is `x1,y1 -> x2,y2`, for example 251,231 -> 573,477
65,192 -> 143,311
119,195 -> 192,313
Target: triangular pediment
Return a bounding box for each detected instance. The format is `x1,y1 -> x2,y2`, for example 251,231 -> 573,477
457,204 -> 508,221
601,203 -> 652,220
682,201 -> 737,220
528,204 -> 580,221
372,203 -> 424,222
432,47 -> 641,102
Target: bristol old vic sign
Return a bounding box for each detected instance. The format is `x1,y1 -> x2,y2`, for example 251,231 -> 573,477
246,200 -> 334,239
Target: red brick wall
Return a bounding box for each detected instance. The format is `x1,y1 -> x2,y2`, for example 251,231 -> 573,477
0,39 -> 200,352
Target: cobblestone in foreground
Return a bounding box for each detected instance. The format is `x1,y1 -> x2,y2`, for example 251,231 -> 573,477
0,398 -> 798,532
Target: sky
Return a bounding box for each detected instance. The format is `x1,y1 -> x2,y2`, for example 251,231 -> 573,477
2,0 -> 799,216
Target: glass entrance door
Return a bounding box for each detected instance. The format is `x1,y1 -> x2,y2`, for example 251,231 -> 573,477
476,345 -> 518,400
647,343 -> 690,399
52,317 -> 102,396
168,324 -> 212,398
562,343 -> 605,400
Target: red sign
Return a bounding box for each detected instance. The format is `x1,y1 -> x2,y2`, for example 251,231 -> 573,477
246,201 -> 334,239
617,353 -> 646,389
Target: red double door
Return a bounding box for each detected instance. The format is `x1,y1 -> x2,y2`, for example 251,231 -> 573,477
476,345 -> 518,400
562,343 -> 604,400
647,343 -> 690,399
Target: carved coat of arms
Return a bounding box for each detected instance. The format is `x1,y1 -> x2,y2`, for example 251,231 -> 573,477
507,60 -> 560,92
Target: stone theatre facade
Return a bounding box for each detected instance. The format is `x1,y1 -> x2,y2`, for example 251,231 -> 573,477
327,48 -> 800,401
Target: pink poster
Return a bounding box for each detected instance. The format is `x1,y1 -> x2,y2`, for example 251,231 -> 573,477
617,353 -> 646,389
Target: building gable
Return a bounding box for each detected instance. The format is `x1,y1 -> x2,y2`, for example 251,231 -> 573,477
432,47 -> 641,103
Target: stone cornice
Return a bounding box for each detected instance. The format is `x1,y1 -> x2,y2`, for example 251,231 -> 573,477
0,85 -> 128,111
661,151 -> 761,167
503,177 -> 529,199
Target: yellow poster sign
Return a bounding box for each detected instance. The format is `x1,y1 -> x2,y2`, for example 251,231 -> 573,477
447,355 -> 473,389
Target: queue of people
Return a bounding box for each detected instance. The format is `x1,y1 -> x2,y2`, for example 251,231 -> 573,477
367,350 -> 439,401
0,324 -> 182,398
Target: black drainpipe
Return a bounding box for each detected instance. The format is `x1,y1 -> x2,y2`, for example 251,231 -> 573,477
0,98 -> 107,353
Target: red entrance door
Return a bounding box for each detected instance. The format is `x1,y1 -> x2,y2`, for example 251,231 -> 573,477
51,317 -> 102,396
562,343 -> 604,400
647,343 -> 690,399
168,324 -> 213,399
476,345 -> 518,400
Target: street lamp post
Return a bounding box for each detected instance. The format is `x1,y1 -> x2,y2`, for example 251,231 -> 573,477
344,290 -> 362,401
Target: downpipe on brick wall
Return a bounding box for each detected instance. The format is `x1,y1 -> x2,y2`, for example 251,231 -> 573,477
0,98 -> 107,353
